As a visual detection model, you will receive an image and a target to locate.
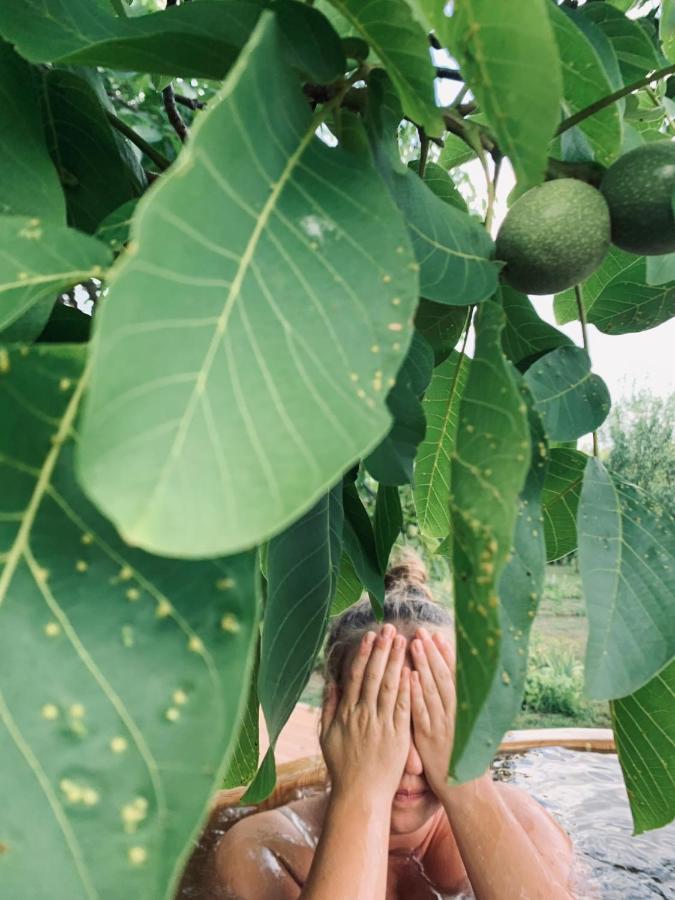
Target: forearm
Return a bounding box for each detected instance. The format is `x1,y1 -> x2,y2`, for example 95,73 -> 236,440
439,774 -> 572,900
299,786 -> 392,900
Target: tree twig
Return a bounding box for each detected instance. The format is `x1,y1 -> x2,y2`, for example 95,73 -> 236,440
162,84 -> 188,142
418,128 -> 430,179
575,284 -> 599,457
435,66 -> 463,81
174,93 -> 206,111
106,111 -> 172,171
557,63 -> 675,136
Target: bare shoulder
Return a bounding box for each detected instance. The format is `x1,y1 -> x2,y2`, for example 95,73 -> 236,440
213,807 -> 304,900
495,781 -> 572,847
213,796 -> 326,899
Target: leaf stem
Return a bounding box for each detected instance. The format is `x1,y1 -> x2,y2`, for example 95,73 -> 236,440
163,84 -> 189,143
575,284 -> 599,457
557,63 -> 675,137
105,111 -> 172,171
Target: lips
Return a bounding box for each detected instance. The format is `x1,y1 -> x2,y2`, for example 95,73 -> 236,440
394,789 -> 428,804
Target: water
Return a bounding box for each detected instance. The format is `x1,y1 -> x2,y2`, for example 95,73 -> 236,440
178,750 -> 675,898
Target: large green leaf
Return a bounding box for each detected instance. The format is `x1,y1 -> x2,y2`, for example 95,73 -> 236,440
414,351 -> 470,541
548,3 -> 623,164
326,0 -> 442,135
244,485 -> 342,803
39,69 -> 146,234
409,160 -> 468,212
581,2 -> 661,83
554,244 -> 638,324
330,551 -> 363,617
0,344 -> 260,899
578,458 -> 675,700
440,0 -> 563,189
367,72 -> 498,307
79,14 -> 419,559
449,297 -> 530,782
364,332 -> 433,486
342,480 -> 385,617
662,0 -> 675,64
460,400 -> 548,778
414,299 -> 467,366
501,286 -> 573,372
223,637 -> 260,789
0,0 -> 262,79
0,215 -> 112,340
612,659 -> 675,834
374,484 -> 402,572
523,346 -> 611,442
0,42 -> 64,222
541,448 -> 588,561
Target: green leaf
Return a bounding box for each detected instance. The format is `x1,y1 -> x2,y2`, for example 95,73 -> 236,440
0,215 -> 112,340
414,299 -> 467,366
0,0 -> 262,79
0,344 -> 261,899
326,0 -> 442,135
554,245 -> 639,325
440,0 -> 563,189
661,0 -> 675,64
374,484 -> 402,572
523,346 -> 611,442
39,69 -> 146,234
95,200 -> 138,255
414,351 -> 470,541
367,72 -> 498,307
438,133 -> 476,171
578,458 -> 675,700
646,253 -> 675,286
501,286 -> 573,372
612,659 -> 675,834
271,0 -> 346,83
79,14 -> 419,559
461,399 -> 548,777
342,480 -> 385,618
245,485 -> 342,803
570,255 -> 675,335
223,635 -> 260,789
0,42 -> 65,222
548,4 -> 623,164
581,2 -> 661,84
542,448 -> 588,561
330,552 -> 363,617
449,297 -> 530,782
408,160 -> 468,212
364,332 -> 434,486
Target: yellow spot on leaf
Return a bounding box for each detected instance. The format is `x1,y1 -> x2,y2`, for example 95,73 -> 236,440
44,621 -> 60,638
220,613 -> 240,633
111,736 -> 128,754
41,704 -> 59,721
165,707 -> 180,722
173,689 -> 188,706
128,846 -> 147,866
69,703 -> 85,719
59,378 -> 72,392
119,566 -> 133,581
75,560 -> 88,573
215,577 -> 234,591
81,533 -> 93,545
0,349 -> 9,374
188,636 -> 204,653
126,588 -> 140,602
156,599 -> 172,618
387,322 -> 403,332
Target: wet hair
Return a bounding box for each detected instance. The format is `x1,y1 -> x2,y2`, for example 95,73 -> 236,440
323,548 -> 453,691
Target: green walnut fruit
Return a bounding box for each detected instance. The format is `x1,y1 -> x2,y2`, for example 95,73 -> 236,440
600,141 -> 675,255
495,179 -> 610,295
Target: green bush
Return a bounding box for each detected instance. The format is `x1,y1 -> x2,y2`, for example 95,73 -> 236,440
523,642 -> 586,717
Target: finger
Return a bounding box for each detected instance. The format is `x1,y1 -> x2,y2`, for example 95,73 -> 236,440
394,667 -> 411,730
411,670 -> 431,732
377,633 -> 406,716
361,623 -> 396,708
411,637 -> 445,716
432,630 -> 456,670
417,629 -> 455,708
321,682 -> 338,737
343,630 -> 376,708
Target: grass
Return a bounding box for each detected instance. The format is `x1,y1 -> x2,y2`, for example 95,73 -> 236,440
299,562 -> 612,730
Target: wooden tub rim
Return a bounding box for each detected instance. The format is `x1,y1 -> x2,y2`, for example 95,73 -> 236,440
212,726 -> 615,814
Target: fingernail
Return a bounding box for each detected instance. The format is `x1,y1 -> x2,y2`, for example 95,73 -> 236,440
365,631 -> 376,644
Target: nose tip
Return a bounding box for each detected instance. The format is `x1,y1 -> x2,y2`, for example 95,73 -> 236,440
405,736 -> 424,775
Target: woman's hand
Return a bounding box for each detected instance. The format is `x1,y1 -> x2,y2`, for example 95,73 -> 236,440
320,622 -> 411,802
409,627 -> 457,798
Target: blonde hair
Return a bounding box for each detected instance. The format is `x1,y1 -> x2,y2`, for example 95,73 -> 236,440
323,548 -> 453,691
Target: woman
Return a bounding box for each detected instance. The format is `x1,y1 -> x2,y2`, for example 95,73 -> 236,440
216,558 -> 578,899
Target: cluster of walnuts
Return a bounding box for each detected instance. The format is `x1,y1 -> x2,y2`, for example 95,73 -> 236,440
495,141 -> 675,295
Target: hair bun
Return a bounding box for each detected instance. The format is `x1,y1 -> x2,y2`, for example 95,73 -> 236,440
384,548 -> 431,595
